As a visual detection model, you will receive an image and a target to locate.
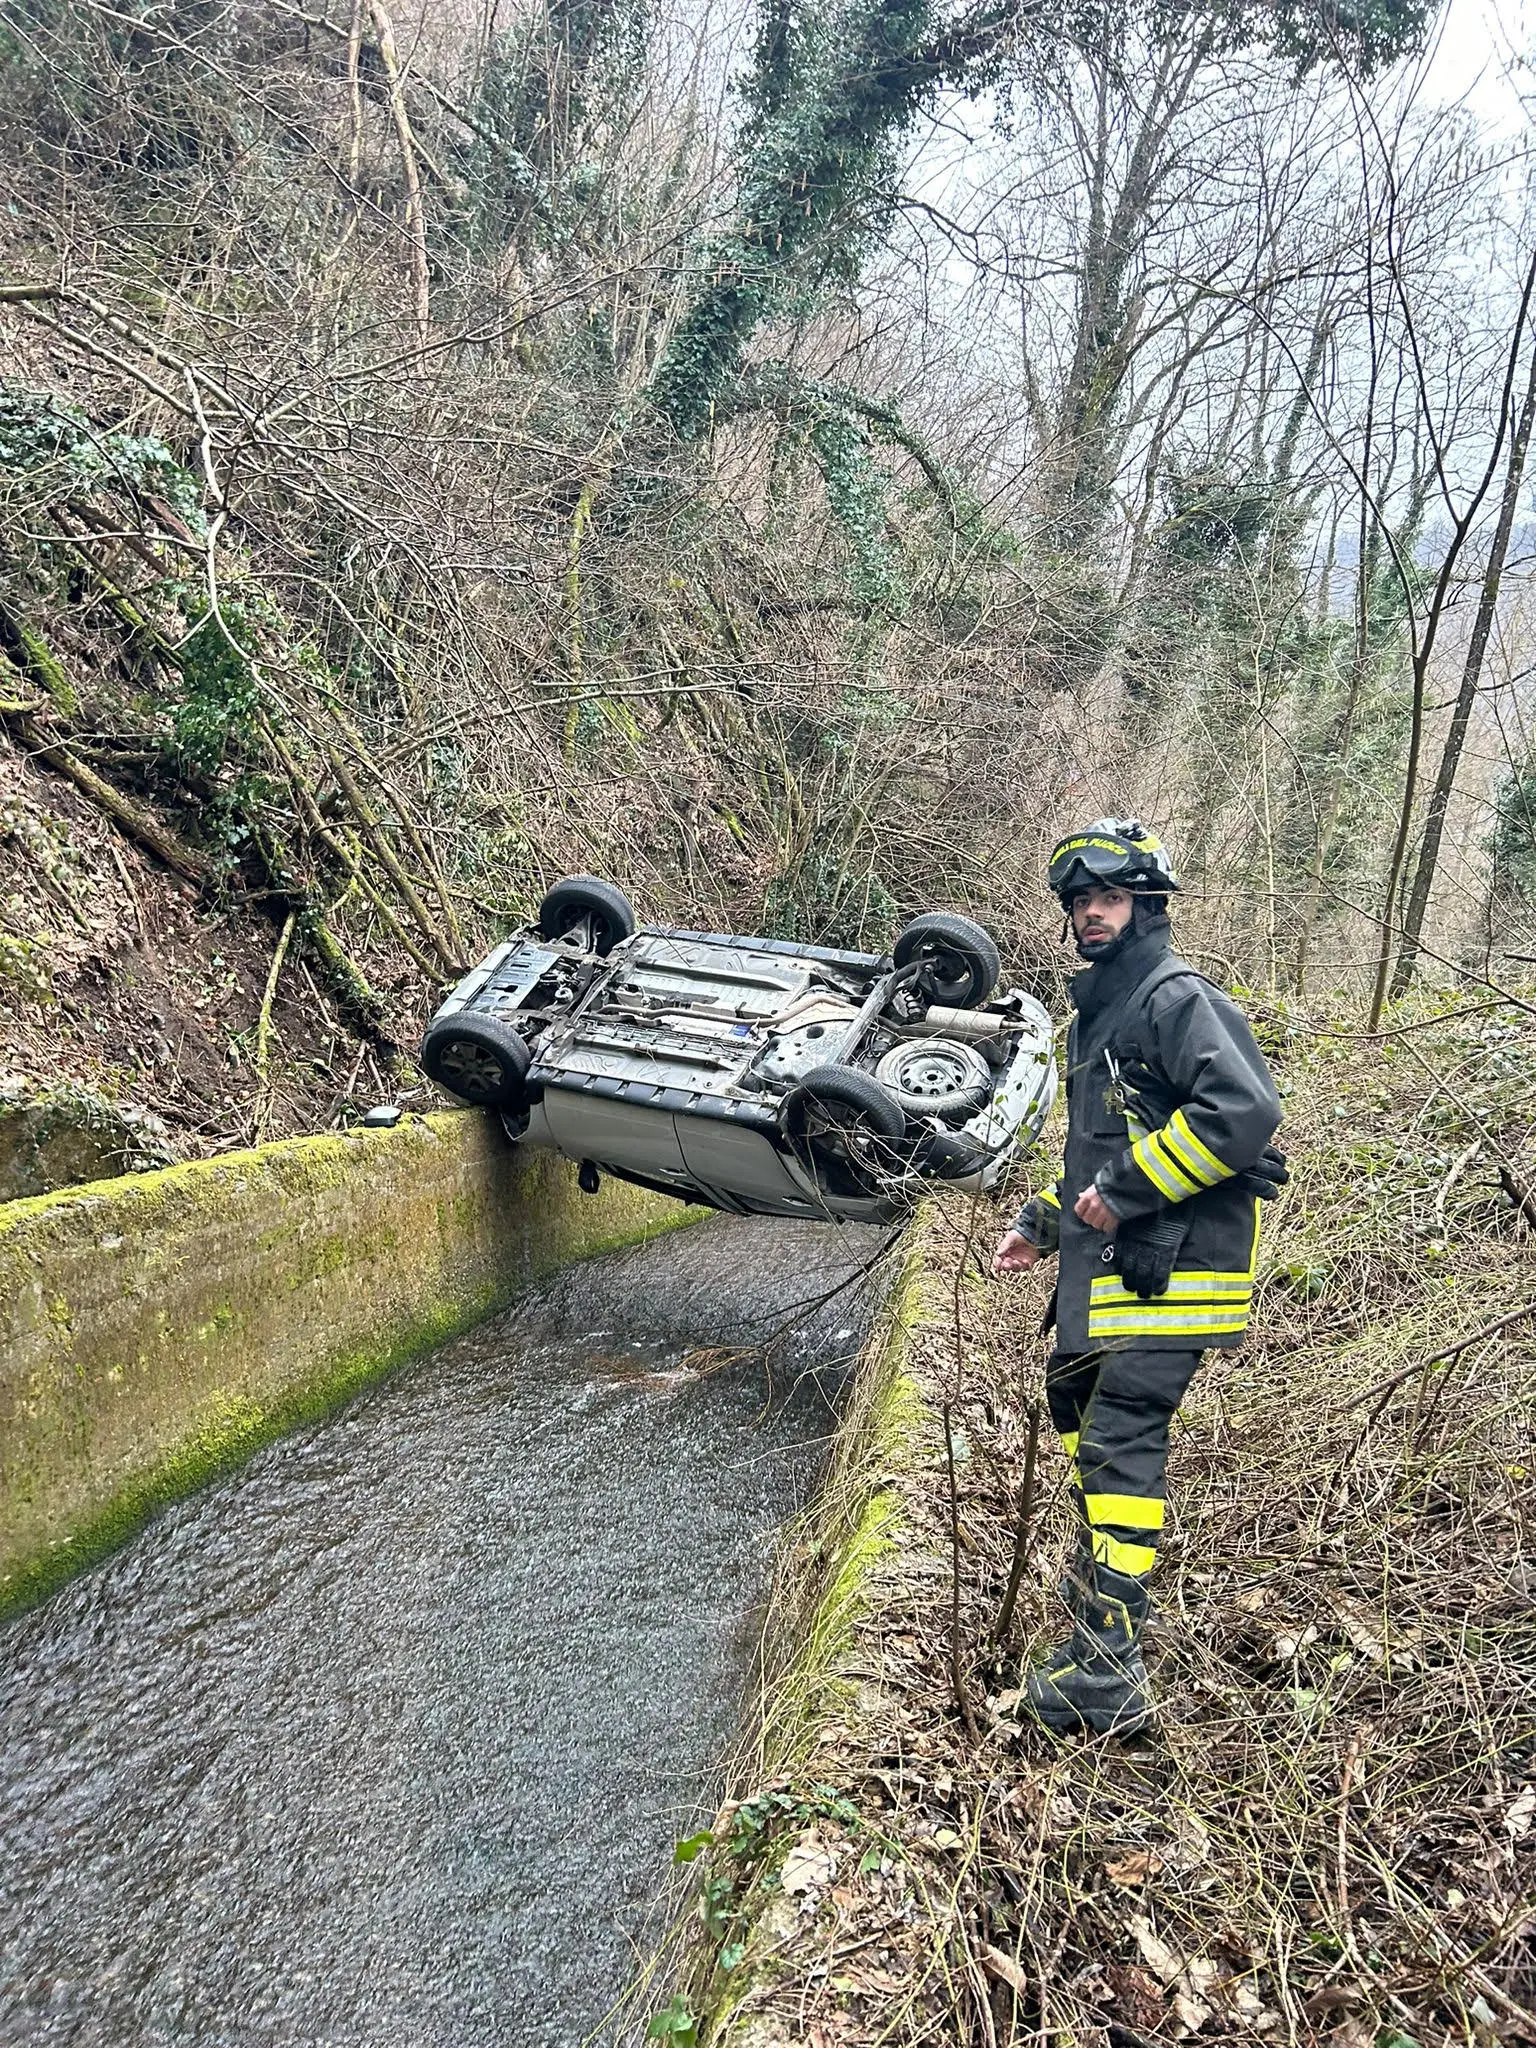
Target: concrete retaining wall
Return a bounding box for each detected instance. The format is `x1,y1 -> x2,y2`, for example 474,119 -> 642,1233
0,1111 -> 698,1617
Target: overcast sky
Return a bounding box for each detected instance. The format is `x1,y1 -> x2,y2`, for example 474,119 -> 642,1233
1419,0 -> 1533,133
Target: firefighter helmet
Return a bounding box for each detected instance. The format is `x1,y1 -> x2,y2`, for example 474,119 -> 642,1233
1047,819 -> 1179,906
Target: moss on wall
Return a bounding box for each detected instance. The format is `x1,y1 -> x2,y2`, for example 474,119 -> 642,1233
0,1112 -> 701,1618
0,1077 -> 179,1201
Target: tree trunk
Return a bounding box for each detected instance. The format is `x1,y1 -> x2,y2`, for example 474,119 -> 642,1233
368,1 -> 431,347
1390,344 -> 1536,997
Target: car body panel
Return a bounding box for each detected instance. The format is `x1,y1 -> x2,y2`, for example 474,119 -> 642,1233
423,918 -> 1057,1224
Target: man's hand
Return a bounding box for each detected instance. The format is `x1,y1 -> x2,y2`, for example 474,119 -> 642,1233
991,1229 -> 1040,1277
1074,1184 -> 1119,1234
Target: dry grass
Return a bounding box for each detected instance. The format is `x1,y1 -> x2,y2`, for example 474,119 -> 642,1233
658,998 -> 1536,2048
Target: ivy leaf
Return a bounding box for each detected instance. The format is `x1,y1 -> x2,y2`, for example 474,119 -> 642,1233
645,1996 -> 697,2044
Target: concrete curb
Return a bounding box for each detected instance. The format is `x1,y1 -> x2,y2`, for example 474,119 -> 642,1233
0,1111 -> 700,1617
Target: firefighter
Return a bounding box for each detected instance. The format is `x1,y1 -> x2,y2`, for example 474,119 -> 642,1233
991,821 -> 1284,1736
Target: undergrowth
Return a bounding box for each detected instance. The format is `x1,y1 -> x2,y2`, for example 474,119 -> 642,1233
649,997 -> 1536,2047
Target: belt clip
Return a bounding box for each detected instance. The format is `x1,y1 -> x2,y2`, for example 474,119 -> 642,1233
1100,1242 -> 1116,1264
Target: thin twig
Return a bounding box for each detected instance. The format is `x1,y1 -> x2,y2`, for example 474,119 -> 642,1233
943,1399 -> 981,1741
1331,1300 -> 1536,1415
994,1399 -> 1042,1643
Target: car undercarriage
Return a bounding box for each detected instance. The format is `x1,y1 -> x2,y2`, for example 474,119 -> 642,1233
421,879 -> 1056,1223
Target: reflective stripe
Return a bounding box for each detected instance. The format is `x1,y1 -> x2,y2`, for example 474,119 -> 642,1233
1038,1185 -> 1061,1211
1162,1109 -> 1234,1188
1128,1132 -> 1180,1199
1174,1108 -> 1235,1183
1092,1532 -> 1157,1576
1131,1108 -> 1244,1203
1089,1299 -> 1250,1319
1091,1270 -> 1252,1301
1158,1117 -> 1220,1187
1089,1310 -> 1249,1338
1085,1492 -> 1164,1530
1148,1127 -> 1204,1194
1131,1129 -> 1202,1200
1089,1268 -> 1255,1338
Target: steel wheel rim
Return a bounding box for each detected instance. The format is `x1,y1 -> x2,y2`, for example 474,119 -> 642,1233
876,1038 -> 991,1113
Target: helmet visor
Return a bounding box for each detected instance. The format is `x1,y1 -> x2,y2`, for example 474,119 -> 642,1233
1047,832 -> 1141,897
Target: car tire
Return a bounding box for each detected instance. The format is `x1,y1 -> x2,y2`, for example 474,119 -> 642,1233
919,1129 -> 991,1180
891,911 -> 1000,1008
537,875 -> 637,957
780,1064 -> 908,1192
421,1014 -> 532,1109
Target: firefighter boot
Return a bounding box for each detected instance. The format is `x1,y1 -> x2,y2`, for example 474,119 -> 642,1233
1023,1563 -> 1151,1737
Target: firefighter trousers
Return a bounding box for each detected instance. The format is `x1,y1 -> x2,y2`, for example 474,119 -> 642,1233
1045,1346 -> 1203,1580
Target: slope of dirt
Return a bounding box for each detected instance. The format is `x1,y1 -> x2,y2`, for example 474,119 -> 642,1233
1,734 -> 415,1171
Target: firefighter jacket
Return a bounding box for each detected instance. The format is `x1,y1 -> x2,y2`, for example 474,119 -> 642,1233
1012,925 -> 1281,1352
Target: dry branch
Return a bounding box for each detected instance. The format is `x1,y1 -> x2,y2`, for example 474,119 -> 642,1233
3,710 -> 215,887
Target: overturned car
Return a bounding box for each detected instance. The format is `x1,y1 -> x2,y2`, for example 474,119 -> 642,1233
419,876 -> 1056,1223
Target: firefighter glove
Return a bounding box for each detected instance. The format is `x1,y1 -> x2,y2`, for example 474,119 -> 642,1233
1111,1206 -> 1190,1299
1232,1144 -> 1289,1200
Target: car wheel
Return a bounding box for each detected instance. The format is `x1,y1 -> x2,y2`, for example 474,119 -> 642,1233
421,1014 -> 532,1109
780,1064 -> 908,1192
918,1129 -> 991,1180
891,912 -> 1000,1008
536,875 -> 637,957
874,1037 -> 992,1121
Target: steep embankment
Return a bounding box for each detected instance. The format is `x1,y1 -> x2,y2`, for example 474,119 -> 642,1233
654,1000 -> 1536,2048
0,733 -> 366,1189
0,4 -> 1063,1190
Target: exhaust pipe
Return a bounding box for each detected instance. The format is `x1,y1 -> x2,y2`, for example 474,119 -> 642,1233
905,1005 -> 1019,1043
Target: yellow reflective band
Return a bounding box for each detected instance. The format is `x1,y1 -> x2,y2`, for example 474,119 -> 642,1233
1170,1108 -> 1234,1183
1092,1533 -> 1157,1576
1089,1297 -> 1250,1324
1091,1272 -> 1253,1301
1059,1430 -> 1080,1456
1158,1112 -> 1227,1190
1090,1302 -> 1250,1325
1089,1302 -> 1253,1318
1038,1185 -> 1061,1211
1149,1129 -> 1205,1194
1085,1492 -> 1164,1530
1131,1133 -> 1193,1202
